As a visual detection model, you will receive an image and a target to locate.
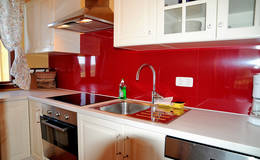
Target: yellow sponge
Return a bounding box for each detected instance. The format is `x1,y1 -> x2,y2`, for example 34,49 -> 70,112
173,102 -> 184,109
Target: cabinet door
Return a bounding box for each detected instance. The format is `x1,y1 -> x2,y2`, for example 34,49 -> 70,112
29,100 -> 43,160
217,0 -> 260,40
114,0 -> 157,47
124,126 -> 165,160
78,114 -> 123,160
52,0 -> 81,53
24,0 -> 41,53
0,100 -> 30,160
157,0 -> 217,43
39,0 -> 54,52
25,0 -> 53,53
24,0 -> 80,54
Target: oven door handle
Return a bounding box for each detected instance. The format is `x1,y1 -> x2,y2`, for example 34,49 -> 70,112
41,120 -> 69,132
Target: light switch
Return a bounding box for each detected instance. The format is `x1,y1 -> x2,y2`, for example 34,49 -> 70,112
176,77 -> 193,87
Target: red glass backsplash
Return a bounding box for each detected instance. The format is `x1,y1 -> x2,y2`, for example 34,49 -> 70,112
49,29 -> 260,114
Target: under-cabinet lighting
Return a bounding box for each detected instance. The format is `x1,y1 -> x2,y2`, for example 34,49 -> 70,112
77,19 -> 93,24
57,25 -> 70,29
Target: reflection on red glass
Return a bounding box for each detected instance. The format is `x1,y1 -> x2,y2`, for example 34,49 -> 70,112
49,29 -> 260,114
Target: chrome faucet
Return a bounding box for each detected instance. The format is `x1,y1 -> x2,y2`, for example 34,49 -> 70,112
136,64 -> 161,104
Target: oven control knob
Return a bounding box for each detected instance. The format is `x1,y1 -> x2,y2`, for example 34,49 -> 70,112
64,114 -> 70,120
55,112 -> 61,117
47,110 -> 52,114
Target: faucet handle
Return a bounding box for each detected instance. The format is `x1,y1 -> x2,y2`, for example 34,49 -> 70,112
153,91 -> 163,99
152,91 -> 164,104
153,92 -> 174,105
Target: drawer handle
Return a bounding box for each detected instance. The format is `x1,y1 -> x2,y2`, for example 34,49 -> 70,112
41,120 -> 68,132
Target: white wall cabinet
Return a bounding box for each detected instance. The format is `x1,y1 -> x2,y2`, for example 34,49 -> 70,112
114,0 -> 260,48
24,0 -> 81,54
29,100 -> 43,160
78,114 -> 165,160
114,0 -> 157,47
217,0 -> 260,40
0,100 -> 30,160
157,0 -> 217,43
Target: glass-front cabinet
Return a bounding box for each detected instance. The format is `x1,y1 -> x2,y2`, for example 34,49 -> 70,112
217,0 -> 260,40
157,0 -> 217,43
114,0 -> 260,48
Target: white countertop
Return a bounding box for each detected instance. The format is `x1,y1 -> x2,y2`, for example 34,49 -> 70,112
0,88 -> 80,102
2,89 -> 260,158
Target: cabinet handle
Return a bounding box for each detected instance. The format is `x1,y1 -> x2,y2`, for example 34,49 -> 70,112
123,136 -> 130,159
116,134 -> 122,157
218,22 -> 223,28
36,111 -> 40,123
148,30 -> 152,35
123,155 -> 128,159
207,24 -> 212,29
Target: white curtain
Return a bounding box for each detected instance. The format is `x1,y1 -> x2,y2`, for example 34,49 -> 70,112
0,0 -> 30,90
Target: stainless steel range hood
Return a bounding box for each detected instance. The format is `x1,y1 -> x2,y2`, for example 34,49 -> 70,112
48,0 -> 114,33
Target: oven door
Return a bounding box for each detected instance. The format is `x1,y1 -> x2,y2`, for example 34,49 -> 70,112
40,115 -> 78,160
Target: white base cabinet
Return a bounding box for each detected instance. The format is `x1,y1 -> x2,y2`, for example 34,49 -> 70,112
0,100 -> 30,160
78,114 -> 123,160
29,100 -> 43,160
78,114 -> 165,160
124,126 -> 165,160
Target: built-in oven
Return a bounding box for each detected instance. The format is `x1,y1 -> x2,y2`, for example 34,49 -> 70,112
40,104 -> 78,160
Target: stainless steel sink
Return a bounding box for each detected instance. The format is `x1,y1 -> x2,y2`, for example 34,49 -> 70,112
99,101 -> 150,115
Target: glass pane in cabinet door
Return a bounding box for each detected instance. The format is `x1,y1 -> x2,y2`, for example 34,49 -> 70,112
228,0 -> 255,28
186,3 -> 206,32
164,8 -> 182,34
165,0 -> 182,6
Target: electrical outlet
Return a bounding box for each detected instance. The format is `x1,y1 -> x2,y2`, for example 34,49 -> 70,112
176,77 -> 193,87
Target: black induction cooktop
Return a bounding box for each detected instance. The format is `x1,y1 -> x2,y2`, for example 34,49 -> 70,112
48,93 -> 117,106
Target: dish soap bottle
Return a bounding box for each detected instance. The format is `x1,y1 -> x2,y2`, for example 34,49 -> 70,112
119,79 -> 127,99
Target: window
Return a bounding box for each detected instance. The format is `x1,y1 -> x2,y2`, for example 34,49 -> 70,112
0,40 -> 11,82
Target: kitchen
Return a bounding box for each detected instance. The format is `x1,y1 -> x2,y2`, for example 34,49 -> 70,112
0,0 -> 260,160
